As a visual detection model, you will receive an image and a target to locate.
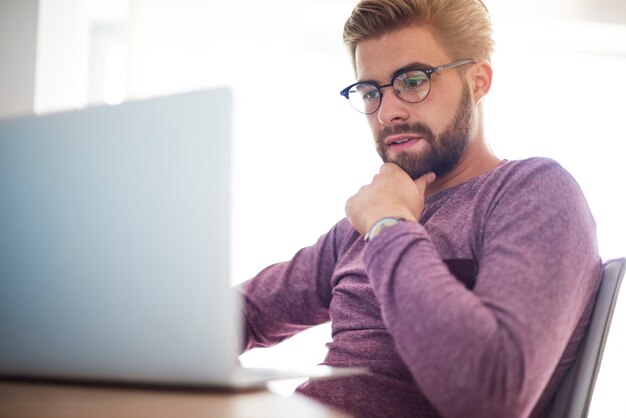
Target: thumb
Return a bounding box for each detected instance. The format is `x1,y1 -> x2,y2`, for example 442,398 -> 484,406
414,172 -> 436,192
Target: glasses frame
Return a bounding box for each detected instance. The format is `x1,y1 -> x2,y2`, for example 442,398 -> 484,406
339,59 -> 475,114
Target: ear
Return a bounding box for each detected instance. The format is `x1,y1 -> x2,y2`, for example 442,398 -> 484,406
467,60 -> 493,105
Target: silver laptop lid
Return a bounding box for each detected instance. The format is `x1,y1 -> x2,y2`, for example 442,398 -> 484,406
0,88 -> 240,385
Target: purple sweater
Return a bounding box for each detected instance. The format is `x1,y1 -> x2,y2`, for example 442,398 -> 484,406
241,158 -> 602,418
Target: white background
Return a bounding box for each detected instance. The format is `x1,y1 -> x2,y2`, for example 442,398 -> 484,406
25,0 -> 626,416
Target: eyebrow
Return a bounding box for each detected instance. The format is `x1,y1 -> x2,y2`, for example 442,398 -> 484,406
391,61 -> 433,78
358,61 -> 434,85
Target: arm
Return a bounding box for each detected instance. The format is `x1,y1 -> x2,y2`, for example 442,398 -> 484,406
240,221 -> 345,352
350,161 -> 601,417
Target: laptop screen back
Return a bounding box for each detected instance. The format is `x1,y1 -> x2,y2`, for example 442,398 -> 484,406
0,88 -> 240,385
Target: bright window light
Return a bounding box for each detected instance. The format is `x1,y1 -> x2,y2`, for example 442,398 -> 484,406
33,1 -> 626,415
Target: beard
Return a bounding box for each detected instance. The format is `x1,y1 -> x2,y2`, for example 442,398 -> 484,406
375,84 -> 474,180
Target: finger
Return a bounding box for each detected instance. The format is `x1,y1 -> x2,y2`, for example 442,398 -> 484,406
379,162 -> 401,175
414,172 -> 436,191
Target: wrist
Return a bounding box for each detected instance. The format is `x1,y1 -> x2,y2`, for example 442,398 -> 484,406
364,217 -> 405,242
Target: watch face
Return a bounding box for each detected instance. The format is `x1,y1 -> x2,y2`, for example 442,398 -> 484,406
365,217 -> 403,241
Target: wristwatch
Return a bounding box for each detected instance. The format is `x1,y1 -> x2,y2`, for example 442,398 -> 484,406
364,217 -> 404,242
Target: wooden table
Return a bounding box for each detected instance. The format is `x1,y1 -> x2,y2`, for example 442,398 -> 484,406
0,379 -> 350,418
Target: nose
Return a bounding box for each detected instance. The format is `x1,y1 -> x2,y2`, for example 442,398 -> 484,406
376,86 -> 410,126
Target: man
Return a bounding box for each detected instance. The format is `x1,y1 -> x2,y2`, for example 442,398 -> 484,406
241,1 -> 602,417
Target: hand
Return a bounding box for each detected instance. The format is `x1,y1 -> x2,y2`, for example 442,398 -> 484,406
345,163 -> 436,236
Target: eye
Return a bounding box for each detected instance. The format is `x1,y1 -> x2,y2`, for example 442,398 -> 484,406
399,71 -> 428,90
356,84 -> 379,102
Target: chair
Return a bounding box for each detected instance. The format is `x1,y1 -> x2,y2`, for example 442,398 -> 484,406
548,258 -> 626,418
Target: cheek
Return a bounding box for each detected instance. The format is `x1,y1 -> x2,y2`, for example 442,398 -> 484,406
413,101 -> 454,135
415,97 -> 445,128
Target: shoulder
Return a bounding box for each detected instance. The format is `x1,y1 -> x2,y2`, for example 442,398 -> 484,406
495,157 -> 572,184
437,157 -> 585,217
483,157 -> 595,234
486,157 -> 584,202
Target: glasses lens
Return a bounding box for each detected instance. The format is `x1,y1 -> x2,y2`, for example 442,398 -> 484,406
393,71 -> 430,103
347,83 -> 380,114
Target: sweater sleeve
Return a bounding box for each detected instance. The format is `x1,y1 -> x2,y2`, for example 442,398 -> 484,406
239,221 -> 346,352
363,161 -> 602,418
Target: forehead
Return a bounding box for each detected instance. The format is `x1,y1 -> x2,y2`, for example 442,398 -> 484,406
355,25 -> 451,81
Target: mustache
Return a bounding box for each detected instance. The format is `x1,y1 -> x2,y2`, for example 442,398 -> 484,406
376,121 -> 435,145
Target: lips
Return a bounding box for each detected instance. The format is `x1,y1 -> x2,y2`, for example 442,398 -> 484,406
384,134 -> 423,152
384,134 -> 423,146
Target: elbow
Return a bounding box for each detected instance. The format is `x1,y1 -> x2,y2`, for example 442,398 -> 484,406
436,332 -> 540,418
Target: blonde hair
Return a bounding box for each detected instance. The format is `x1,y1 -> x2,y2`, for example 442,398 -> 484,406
343,0 -> 494,68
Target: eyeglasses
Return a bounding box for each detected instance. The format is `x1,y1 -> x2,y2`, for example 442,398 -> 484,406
339,59 -> 474,114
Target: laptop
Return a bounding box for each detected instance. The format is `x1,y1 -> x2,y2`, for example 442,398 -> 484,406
0,88 -> 363,389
